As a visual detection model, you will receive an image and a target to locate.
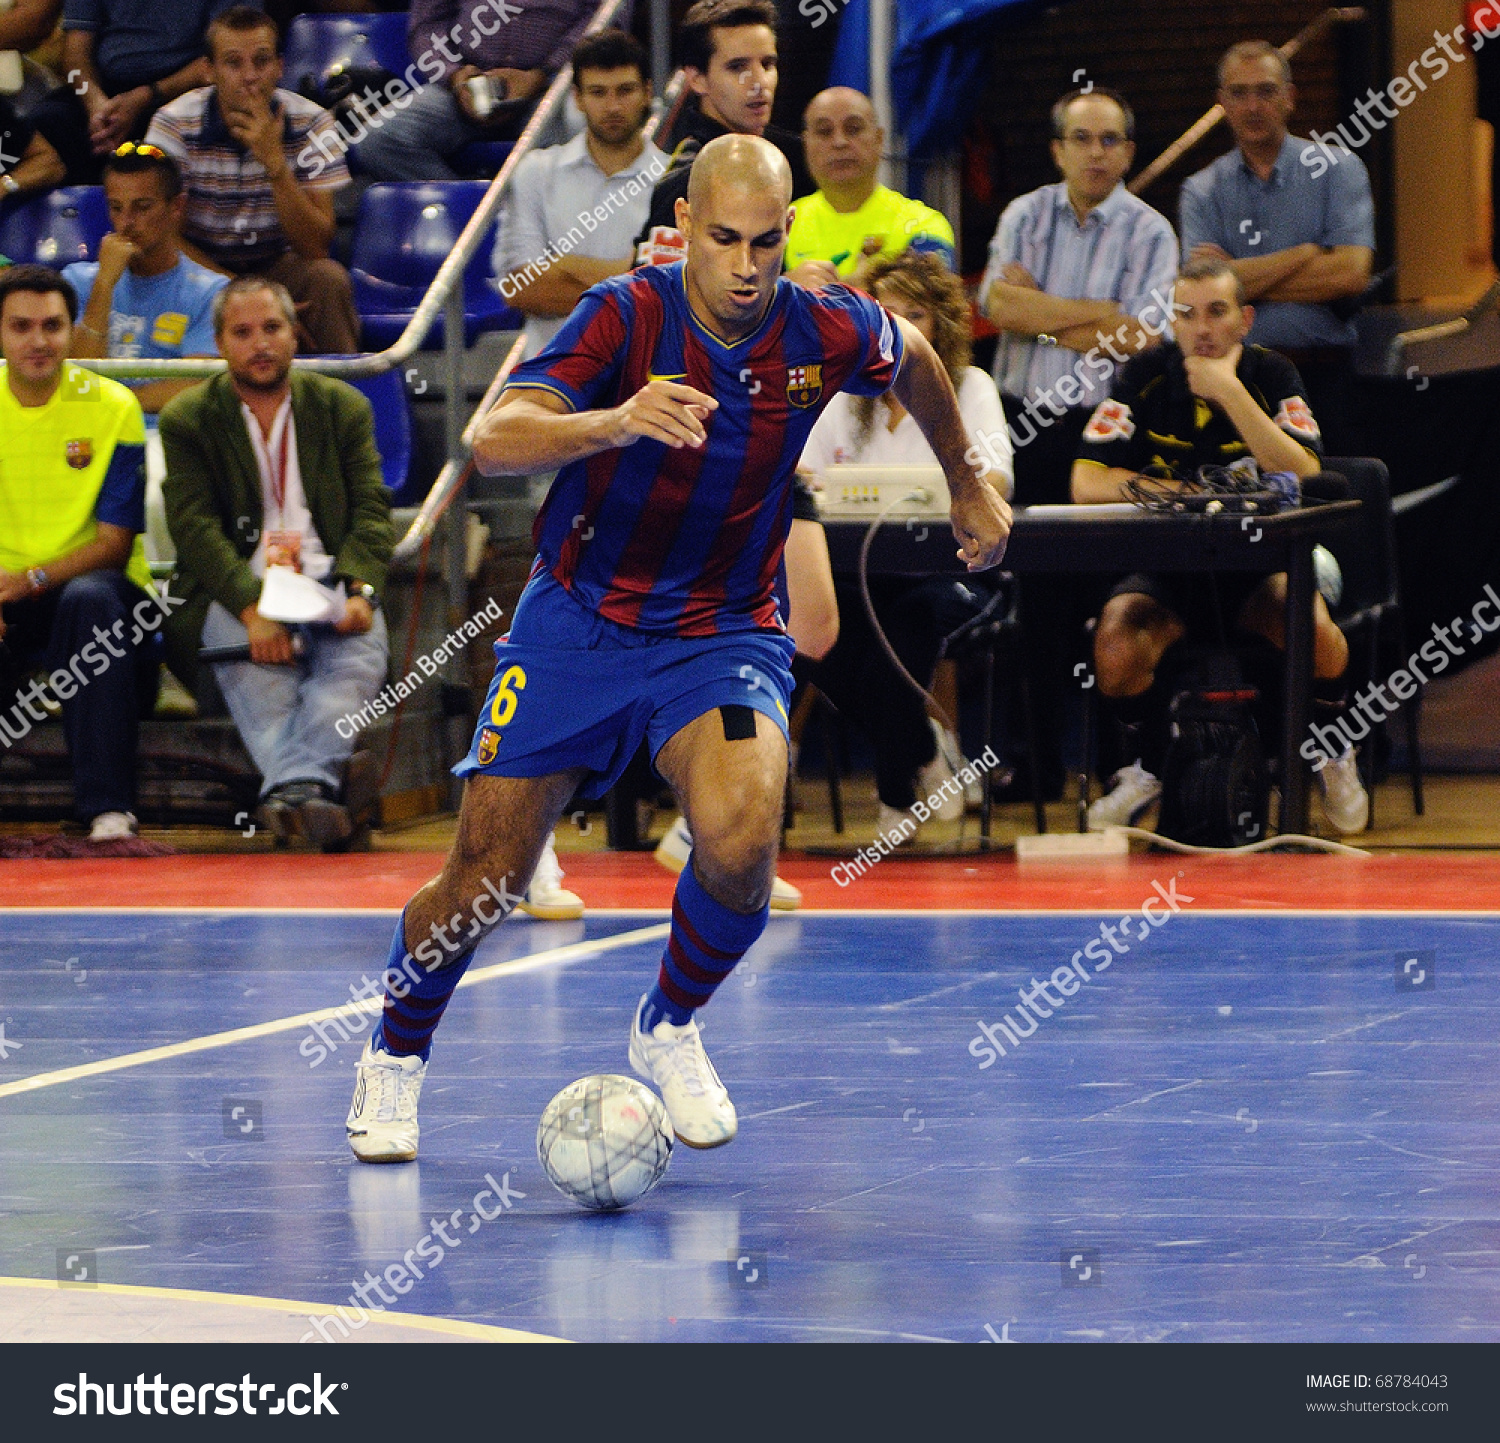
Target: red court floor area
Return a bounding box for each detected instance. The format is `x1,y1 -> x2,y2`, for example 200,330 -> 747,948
0,851 -> 1497,911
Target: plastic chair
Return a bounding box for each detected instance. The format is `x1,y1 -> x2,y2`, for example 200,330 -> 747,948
0,186 -> 109,268
314,360 -> 416,503
282,14 -> 413,97
350,181 -> 522,349
1324,456 -> 1424,826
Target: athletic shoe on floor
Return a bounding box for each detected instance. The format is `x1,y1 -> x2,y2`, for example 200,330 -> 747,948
876,801 -> 918,844
299,785 -> 353,852
346,1039 -> 425,1163
915,718 -> 965,820
653,813 -> 801,911
1317,747 -> 1369,833
629,994 -> 737,1148
1087,761 -> 1162,831
87,811 -> 137,842
517,831 -> 584,919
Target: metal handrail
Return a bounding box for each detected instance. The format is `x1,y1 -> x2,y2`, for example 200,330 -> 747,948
74,0 -> 631,383
391,65 -> 688,560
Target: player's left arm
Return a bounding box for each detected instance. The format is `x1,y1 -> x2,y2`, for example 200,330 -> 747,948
887,316 -> 1011,569
1183,350 -> 1320,479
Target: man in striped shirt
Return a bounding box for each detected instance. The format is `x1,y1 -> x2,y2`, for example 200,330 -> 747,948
144,6 -> 359,354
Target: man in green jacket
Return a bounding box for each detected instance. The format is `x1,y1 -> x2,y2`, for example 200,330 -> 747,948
160,276 -> 392,848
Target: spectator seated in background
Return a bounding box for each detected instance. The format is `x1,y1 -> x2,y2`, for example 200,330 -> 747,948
784,87 -> 954,290
798,250 -> 1013,841
0,87 -> 66,202
1179,40 -> 1374,457
353,0 -> 605,180
496,29 -> 666,359
1071,256 -> 1367,835
63,143 -> 226,415
633,0 -> 778,266
160,277 -> 392,850
27,0 -> 230,185
146,6 -> 360,355
0,264 -> 158,841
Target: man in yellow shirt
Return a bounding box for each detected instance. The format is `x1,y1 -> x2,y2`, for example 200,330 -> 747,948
784,87 -> 954,290
0,264 -> 163,841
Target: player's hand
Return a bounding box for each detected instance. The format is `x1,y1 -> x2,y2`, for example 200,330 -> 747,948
332,595 -> 374,636
1189,242 -> 1235,264
96,231 -> 137,283
950,478 -> 1011,571
1182,347 -> 1243,406
608,379 -> 718,450
1001,262 -> 1039,289
242,609 -> 296,665
785,259 -> 841,289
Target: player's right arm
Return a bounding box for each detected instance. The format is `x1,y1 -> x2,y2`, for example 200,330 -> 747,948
472,379 -> 719,475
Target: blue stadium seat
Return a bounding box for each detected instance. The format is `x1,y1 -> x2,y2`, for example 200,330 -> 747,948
316,362 -> 417,503
282,13 -> 413,96
0,186 -> 109,269
452,141 -> 515,178
350,181 -> 522,350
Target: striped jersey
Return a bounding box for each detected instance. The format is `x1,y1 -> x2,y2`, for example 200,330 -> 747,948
145,87 -> 348,272
509,263 -> 903,636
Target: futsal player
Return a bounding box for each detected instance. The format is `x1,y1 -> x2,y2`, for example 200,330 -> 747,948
345,135 -> 1010,1161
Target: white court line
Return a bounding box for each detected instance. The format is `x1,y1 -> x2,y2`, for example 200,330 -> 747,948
0,923 -> 668,1102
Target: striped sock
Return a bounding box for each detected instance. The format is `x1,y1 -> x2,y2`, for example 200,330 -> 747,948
641,861 -> 768,1029
373,908 -> 475,1060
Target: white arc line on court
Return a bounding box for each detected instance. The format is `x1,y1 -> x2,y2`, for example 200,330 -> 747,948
0,923 -> 669,1102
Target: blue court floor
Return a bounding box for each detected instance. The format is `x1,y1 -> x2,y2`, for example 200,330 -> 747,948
1,906 -> 1496,1342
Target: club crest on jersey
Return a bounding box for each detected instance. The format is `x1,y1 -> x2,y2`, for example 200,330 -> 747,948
1274,395 -> 1321,442
1083,399 -> 1134,443
65,438 -> 93,469
476,728 -> 500,766
786,364 -> 823,408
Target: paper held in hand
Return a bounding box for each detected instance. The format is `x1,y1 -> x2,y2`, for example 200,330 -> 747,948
256,565 -> 347,625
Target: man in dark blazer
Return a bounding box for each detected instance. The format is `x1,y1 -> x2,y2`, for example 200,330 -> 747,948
160,276 -> 392,848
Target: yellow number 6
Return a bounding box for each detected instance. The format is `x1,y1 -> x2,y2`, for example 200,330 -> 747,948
490,664 -> 527,728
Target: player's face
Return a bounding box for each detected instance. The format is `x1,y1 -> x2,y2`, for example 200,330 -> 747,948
679,180 -> 790,341
1219,55 -> 1294,152
803,94 -> 882,192
211,25 -> 282,111
691,25 -> 777,135
1050,95 -> 1133,208
873,283 -> 935,345
217,290 -> 296,391
574,66 -> 651,148
1172,275 -> 1251,358
105,171 -> 182,263
1,289 -> 71,390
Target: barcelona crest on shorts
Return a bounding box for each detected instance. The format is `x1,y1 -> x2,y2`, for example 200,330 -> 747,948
66,438 -> 93,470
786,364 -> 823,408
476,728 -> 500,765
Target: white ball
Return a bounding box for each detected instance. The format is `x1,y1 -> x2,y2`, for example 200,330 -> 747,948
536,1075 -> 674,1212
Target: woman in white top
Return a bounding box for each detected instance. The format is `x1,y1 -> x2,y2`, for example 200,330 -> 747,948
798,251 -> 1013,837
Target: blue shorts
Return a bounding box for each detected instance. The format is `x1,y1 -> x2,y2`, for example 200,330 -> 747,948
456,568 -> 796,800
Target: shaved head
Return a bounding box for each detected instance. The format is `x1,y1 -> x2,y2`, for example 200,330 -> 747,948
803,86 -> 876,128
687,133 -> 793,212
800,86 -> 882,198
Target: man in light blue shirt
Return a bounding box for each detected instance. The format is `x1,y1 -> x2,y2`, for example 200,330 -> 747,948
493,30 -> 666,358
64,143 -> 226,414
979,86 -> 1178,506
1179,40 -> 1374,452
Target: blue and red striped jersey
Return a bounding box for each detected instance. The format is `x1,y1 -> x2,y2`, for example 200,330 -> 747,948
505,262 -> 904,636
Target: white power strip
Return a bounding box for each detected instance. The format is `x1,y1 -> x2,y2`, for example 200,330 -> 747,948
1015,829 -> 1130,861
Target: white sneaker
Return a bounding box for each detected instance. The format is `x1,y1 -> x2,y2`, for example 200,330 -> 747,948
654,813 -> 801,912
1087,762 -> 1162,831
1317,747 -> 1369,833
876,801 -> 917,845
88,811 -> 138,842
346,1039 -> 426,1163
915,719 -> 965,820
629,995 -> 737,1149
517,831 -> 584,920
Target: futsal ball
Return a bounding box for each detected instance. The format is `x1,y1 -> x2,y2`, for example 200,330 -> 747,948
536,1075 -> 674,1211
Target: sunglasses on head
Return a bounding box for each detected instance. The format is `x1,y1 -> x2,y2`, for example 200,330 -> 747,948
113,142 -> 167,159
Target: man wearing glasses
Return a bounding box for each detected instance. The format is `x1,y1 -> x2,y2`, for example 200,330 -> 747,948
1179,41 -> 1374,455
978,85 -> 1177,802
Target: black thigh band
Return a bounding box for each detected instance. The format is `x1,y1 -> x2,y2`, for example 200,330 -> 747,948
721,704 -> 757,741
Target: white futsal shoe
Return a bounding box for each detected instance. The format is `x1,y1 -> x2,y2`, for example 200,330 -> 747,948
1316,747 -> 1369,834
517,831 -> 585,920
653,813 -> 802,911
629,995 -> 738,1149
346,1040 -> 426,1163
